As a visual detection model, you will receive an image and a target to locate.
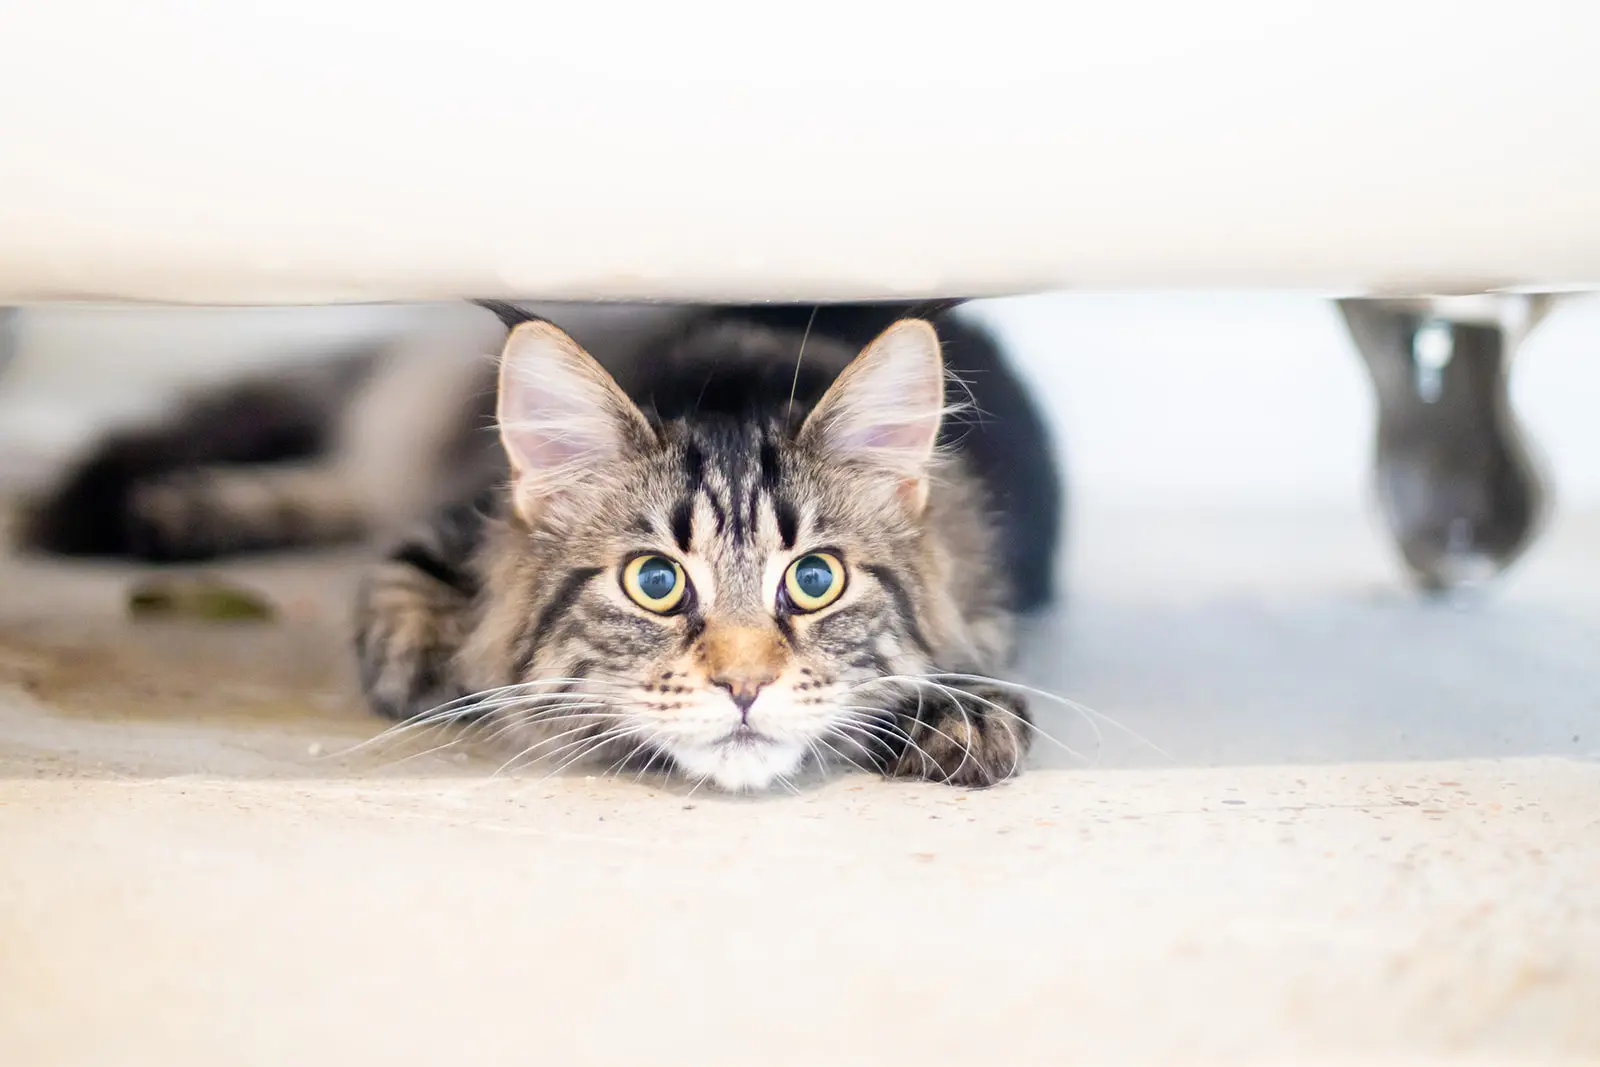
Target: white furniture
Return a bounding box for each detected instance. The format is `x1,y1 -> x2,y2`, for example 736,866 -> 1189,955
2,1 -> 1597,582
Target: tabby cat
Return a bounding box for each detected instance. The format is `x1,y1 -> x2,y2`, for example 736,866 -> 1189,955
23,301 -> 1063,790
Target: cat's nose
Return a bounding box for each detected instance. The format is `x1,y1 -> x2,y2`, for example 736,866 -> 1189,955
711,677 -> 770,721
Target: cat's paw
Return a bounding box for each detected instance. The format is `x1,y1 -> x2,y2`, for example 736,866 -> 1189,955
890,683 -> 1032,788
353,565 -> 470,723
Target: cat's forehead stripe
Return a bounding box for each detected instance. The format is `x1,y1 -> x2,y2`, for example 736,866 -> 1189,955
669,420 -> 804,554
670,499 -> 693,553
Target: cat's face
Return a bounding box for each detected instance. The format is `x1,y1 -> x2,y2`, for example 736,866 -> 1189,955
488,319 -> 949,791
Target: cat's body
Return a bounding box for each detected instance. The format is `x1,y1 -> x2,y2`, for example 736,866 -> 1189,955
23,302 -> 1063,791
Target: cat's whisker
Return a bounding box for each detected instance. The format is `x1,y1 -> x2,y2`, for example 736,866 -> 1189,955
370,704 -> 586,766
785,304 -> 819,422
801,736 -> 844,779
515,732 -> 610,781
942,688 -> 979,782
860,688 -> 944,779
350,695 -> 621,762
602,738 -> 655,779
843,688 -> 984,783
472,705 -> 621,751
850,675 -> 1098,766
489,721 -> 606,778
408,677 -> 624,719
524,713 -> 649,780
828,705 -> 901,739
490,710 -> 643,779
916,673 -> 1107,762
813,733 -> 878,777
631,745 -> 673,785
923,672 -> 1172,763
508,733 -> 611,782
334,679 -> 626,756
536,725 -> 653,783
830,706 -> 941,779
364,729 -> 476,770
840,682 -> 1036,781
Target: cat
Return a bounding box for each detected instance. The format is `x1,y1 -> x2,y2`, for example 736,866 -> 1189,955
355,302 -> 1062,791
20,300 -> 1063,789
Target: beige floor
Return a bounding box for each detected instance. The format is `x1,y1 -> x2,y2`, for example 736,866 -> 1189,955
2,506 -> 1598,1066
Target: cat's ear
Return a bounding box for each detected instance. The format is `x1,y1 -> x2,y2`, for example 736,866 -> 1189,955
497,320 -> 655,523
799,319 -> 945,513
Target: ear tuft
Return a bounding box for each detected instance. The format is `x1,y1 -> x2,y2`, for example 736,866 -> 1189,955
799,319 -> 946,506
497,321 -> 653,523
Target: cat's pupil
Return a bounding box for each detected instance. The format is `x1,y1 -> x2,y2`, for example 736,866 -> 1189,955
637,558 -> 677,600
794,555 -> 833,599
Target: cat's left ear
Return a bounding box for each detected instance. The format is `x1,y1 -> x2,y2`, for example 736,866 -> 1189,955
799,319 -> 945,514
497,320 -> 655,524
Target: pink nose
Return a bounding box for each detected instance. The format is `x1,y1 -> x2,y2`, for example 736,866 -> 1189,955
711,678 -> 766,720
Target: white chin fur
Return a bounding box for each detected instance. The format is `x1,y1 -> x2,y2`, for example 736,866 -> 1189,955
669,740 -> 807,793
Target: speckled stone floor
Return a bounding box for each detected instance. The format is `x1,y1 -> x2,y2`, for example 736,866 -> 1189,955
2,504 -> 1597,1066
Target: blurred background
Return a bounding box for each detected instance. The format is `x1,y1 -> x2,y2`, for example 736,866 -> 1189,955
5,292 -> 1598,512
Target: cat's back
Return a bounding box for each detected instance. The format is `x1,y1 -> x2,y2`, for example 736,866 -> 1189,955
609,314 -> 855,425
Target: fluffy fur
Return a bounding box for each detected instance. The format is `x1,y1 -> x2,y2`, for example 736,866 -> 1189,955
19,300 -> 1063,790
356,305 -> 1060,791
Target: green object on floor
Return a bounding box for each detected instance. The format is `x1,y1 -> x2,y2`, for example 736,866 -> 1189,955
127,577 -> 277,622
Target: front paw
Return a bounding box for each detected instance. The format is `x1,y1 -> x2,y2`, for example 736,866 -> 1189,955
353,569 -> 469,724
890,683 -> 1031,787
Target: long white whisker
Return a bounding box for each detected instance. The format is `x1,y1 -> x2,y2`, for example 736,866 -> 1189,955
785,304 -> 819,422
814,734 -> 877,777
538,726 -> 652,783
850,675 -> 1096,765
924,672 -> 1172,762
335,679 -> 625,756
490,721 -> 607,778
831,705 -> 940,777
472,704 -> 620,751
360,702 -> 620,771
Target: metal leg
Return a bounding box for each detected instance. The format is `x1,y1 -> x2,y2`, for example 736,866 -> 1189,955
1338,295 -> 1553,592
0,307 -> 16,381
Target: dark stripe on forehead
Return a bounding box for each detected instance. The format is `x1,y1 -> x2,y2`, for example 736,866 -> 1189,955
521,566 -> 603,672
701,488 -> 728,535
758,437 -> 782,493
774,498 -> 798,550
630,515 -> 655,537
745,486 -> 761,543
728,484 -> 747,542
683,442 -> 706,492
670,499 -> 694,552
863,563 -> 934,657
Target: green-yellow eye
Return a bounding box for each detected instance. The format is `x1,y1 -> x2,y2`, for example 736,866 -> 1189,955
783,552 -> 846,612
622,555 -> 688,613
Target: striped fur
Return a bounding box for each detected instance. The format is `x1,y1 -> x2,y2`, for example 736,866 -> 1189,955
356,311 -> 1052,792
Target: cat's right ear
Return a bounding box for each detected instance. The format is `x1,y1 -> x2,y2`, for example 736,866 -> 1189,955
497,321 -> 655,524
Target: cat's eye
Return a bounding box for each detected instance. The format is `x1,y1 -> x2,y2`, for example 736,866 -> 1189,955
622,554 -> 689,614
783,552 -> 846,612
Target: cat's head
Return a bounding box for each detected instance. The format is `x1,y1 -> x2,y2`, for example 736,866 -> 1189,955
485,317 -> 957,792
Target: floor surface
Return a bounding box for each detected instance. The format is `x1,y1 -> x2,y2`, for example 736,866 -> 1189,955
2,505 -> 1597,1066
